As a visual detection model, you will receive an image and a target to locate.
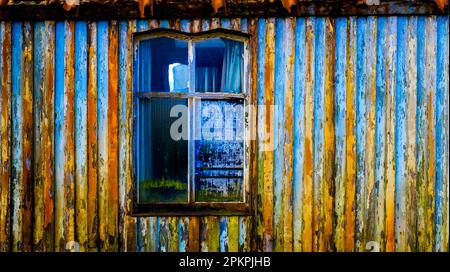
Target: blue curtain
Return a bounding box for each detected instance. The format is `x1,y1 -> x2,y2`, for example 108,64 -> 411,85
195,39 -> 243,93
220,39 -> 243,93
196,66 -> 219,92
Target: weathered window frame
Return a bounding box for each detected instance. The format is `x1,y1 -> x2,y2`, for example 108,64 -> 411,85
131,28 -> 252,216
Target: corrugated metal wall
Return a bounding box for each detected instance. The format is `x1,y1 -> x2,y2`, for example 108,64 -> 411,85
0,16 -> 448,252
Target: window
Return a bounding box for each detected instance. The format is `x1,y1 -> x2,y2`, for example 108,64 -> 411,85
132,29 -> 251,215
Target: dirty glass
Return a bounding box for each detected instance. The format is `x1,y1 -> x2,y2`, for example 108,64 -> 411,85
138,98 -> 189,203
195,99 -> 244,202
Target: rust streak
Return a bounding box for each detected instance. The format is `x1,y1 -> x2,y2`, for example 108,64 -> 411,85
87,21 -> 98,252
108,20 -> 119,251
262,18 -> 275,252
0,22 -> 11,252
344,18 -> 356,252
43,21 -> 55,252
302,17 -> 314,252
322,17 -> 335,252
22,21 -> 34,252
65,20 -> 76,251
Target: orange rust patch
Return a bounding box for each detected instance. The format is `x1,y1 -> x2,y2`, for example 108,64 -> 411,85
138,0 -> 154,17
211,0 -> 226,13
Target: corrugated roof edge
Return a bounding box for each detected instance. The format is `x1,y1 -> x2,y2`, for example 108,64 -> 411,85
0,0 -> 448,20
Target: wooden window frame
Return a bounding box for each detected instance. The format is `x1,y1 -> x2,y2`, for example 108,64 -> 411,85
131,28 -> 252,216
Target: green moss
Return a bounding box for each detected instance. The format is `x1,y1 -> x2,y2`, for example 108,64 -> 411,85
196,190 -> 242,202
140,179 -> 187,190
139,179 -> 188,203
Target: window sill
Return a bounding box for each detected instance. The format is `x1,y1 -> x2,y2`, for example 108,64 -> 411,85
131,202 -> 251,217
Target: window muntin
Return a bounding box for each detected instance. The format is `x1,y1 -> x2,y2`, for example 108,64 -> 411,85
133,29 -> 250,215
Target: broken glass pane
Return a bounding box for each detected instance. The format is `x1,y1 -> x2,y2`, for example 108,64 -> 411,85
138,98 -> 189,203
139,37 -> 189,92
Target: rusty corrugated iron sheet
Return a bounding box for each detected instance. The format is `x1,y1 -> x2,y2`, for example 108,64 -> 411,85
0,1 -> 448,19
0,16 -> 449,252
435,0 -> 449,9
0,0 -> 449,13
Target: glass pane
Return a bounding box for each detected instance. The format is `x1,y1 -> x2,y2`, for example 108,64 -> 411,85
195,38 -> 243,93
139,37 -> 189,92
138,98 -> 189,203
195,100 -> 244,202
